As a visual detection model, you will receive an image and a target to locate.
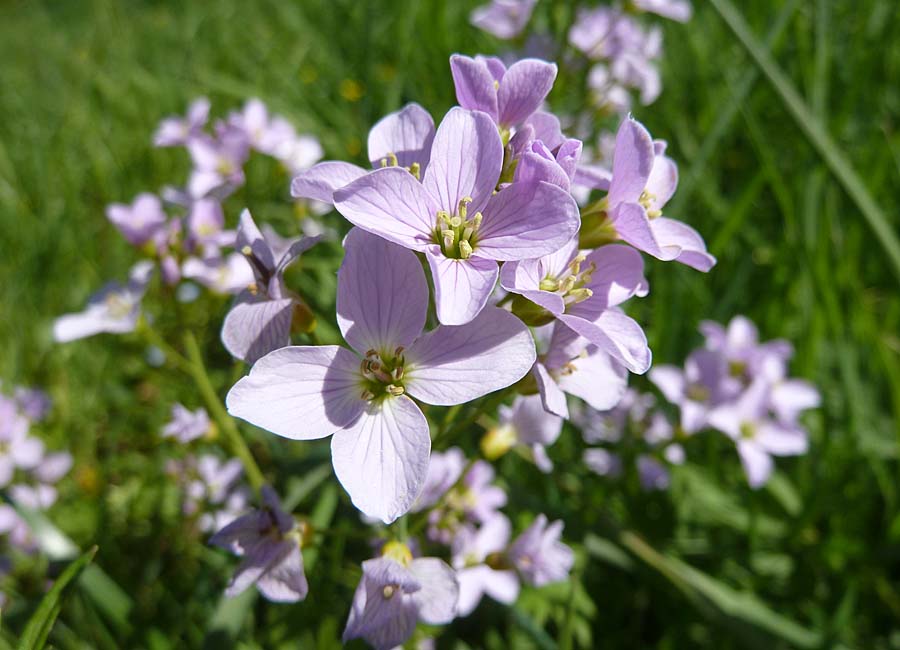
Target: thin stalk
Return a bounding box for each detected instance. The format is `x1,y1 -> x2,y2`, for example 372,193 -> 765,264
183,332 -> 265,492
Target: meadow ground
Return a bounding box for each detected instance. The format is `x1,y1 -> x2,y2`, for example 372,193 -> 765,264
0,0 -> 899,648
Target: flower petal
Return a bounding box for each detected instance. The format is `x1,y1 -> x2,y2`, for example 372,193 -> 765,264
737,441 -> 773,488
330,395 -> 430,524
405,306 -> 535,405
423,107 -> 503,215
534,362 -> 569,418
649,217 -> 717,271
610,202 -> 663,257
558,310 -> 651,374
221,295 -> 295,364
450,55 -> 499,122
476,181 -> 580,261
499,258 -> 567,315
408,558 -> 459,624
497,59 -> 557,127
255,544 -> 309,603
334,167 -> 437,250
426,248 -> 498,326
290,161 -> 367,204
367,103 -> 435,170
557,348 -> 628,411
338,228 -> 428,354
226,346 -> 365,440
608,116 -> 654,207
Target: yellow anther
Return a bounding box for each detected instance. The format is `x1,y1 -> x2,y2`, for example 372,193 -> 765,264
539,278 -> 559,292
408,162 -> 421,180
458,240 -> 473,259
386,384 -> 405,396
437,210 -> 451,224
361,389 -> 375,400
382,585 -> 396,599
472,212 -> 483,228
462,226 -> 474,241
386,152 -> 399,167
449,215 -> 463,228
241,245 -> 253,256
458,196 -> 472,219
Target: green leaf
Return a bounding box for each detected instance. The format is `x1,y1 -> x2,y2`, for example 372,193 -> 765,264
709,0 -> 900,284
18,546 -> 97,650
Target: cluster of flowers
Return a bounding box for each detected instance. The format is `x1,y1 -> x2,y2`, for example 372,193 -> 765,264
576,316 -> 820,490
0,385 -> 71,554
468,0 -> 692,115
53,98 -> 324,344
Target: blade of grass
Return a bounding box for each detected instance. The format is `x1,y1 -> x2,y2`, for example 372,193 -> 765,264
709,0 -> 900,284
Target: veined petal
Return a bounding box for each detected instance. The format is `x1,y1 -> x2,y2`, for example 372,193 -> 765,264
573,163 -> 612,191
534,362 -> 569,418
646,150 -> 678,209
497,59 -> 557,127
338,228 -> 428,354
557,348 -> 628,411
290,161 -> 367,204
558,310 -> 651,374
221,295 -> 295,364
236,209 -> 275,272
476,181 -> 580,261
423,107 -> 503,215
408,558 -> 459,624
649,217 -> 717,271
368,103 -> 435,170
334,166 -> 437,250
608,116 -> 654,207
499,260 -> 566,314
573,244 -> 648,317
226,346 -> 365,440
255,545 -> 309,603
426,248 -> 498,326
450,55 -> 499,122
330,395 -> 430,524
610,202 -> 663,257
405,307 -> 535,405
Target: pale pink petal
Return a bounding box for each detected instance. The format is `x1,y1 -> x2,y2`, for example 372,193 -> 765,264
337,228 -> 428,354
648,365 -> 686,404
422,107 -> 503,214
330,395 -> 430,523
334,167 -> 437,250
608,117 -> 654,207
226,346 -> 365,440
645,151 -> 678,209
290,161 -> 368,204
426,248 -> 498,326
405,307 -> 535,405
367,103 -> 435,170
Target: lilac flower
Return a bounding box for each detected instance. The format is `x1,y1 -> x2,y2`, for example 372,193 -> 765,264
0,396 -> 44,487
187,129 -> 249,200
633,0 -> 693,22
291,103 -> 435,205
470,0 -> 537,39
532,322 -> 628,419
33,452 -> 73,485
649,348 -> 727,433
0,504 -> 36,553
568,6 -> 621,59
210,486 -> 308,603
482,394 -> 562,471
162,403 -> 211,444
452,514 -> 520,616
181,252 -> 254,295
226,229 -> 535,523
185,198 -> 234,251
513,137 -> 583,192
411,447 -> 467,512
699,315 -> 793,386
501,238 -> 651,373
106,193 -> 168,246
153,97 -> 210,147
583,448 -> 623,477
508,514 -> 574,586
424,457 -> 508,543
171,454 -> 249,532
601,117 -> 715,271
53,261 -> 154,342
227,99 -> 325,173
335,107 -> 579,325
450,55 -> 557,132
13,387 -> 51,423
343,542 -> 458,650
221,210 -> 320,364
707,379 -> 808,488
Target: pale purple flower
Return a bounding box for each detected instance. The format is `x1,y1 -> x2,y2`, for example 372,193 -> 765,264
633,0 -> 693,22
707,379 -> 809,488
226,228 -> 535,523
221,210 -> 321,364
10,483 -> 58,510
604,117 -> 715,271
771,379 -> 820,424
0,504 -> 36,553
154,97 -> 210,147
335,107 -> 579,325
0,396 -> 44,487
171,454 -> 249,532
14,387 -> 51,422
162,403 -> 211,443
568,6 -> 622,59
485,394 -> 563,471
508,514 -> 574,586
450,55 -> 557,131
33,452 -> 72,484
187,129 -> 249,199
637,455 -> 671,490
532,322 -> 628,419
185,198 -> 234,251
650,348 -> 727,433
227,99 -> 325,173
423,458 -> 509,544
513,137 -> 583,192
699,315 -> 793,386
210,486 -> 308,603
470,0 -> 537,39
291,103 -> 435,205
343,546 -> 458,650
411,447 -> 467,512
575,388 -> 654,444
583,448 -> 623,477
53,261 -> 154,342
501,238 -> 651,373
106,193 -> 168,246
181,252 -> 254,295
452,514 -> 520,616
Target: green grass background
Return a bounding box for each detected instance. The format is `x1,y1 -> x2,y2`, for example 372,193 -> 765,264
1,0 -> 899,648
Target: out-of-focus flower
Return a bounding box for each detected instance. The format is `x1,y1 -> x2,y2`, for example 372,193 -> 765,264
452,514 -> 520,616
632,0 -> 692,22
508,514 -> 574,586
227,229 -> 534,523
106,193 -> 168,247
53,261 -> 154,342
181,252 -> 254,296
210,486 -> 308,602
154,97 -> 210,147
481,394 -> 562,471
343,542 -> 458,650
162,404 -> 211,444
470,0 -> 537,39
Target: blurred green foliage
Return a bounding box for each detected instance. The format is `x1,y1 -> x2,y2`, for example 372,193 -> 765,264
0,0 -> 899,648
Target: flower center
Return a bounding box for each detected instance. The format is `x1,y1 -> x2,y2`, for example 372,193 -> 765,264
538,254 -> 595,307
359,347 -> 406,401
686,383 -> 710,402
639,189 -> 662,218
104,292 -> 133,319
378,152 -> 421,180
739,422 -> 757,440
434,197 -> 482,260
382,540 -> 413,566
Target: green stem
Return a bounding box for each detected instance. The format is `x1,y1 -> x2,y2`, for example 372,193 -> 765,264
433,389 -> 510,447
183,332 -> 265,492
137,319 -> 191,373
